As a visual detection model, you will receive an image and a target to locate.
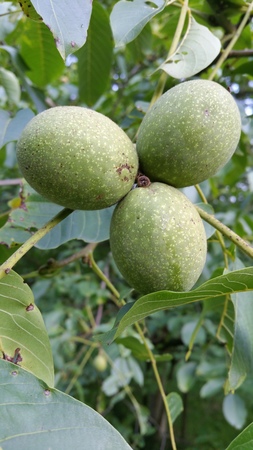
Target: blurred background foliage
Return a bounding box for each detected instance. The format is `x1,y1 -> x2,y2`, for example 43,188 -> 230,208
1,0 -> 253,449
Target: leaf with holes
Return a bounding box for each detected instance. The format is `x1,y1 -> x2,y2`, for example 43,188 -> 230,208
110,0 -> 166,47
31,0 -> 93,59
0,271 -> 54,387
159,16 -> 221,78
0,359 -> 133,450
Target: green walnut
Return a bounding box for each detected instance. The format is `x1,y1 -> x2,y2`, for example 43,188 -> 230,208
110,182 -> 207,294
93,354 -> 108,372
136,80 -> 241,187
17,106 -> 138,210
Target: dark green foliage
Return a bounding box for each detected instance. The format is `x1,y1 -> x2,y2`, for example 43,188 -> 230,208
1,1 -> 253,449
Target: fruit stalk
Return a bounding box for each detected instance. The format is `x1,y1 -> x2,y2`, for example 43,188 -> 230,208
90,253 -> 178,449
149,0 -> 189,107
0,207 -> 73,279
195,206 -> 253,259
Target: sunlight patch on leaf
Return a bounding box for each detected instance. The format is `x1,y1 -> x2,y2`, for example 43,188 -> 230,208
110,0 -> 167,47
31,0 -> 93,60
159,16 -> 221,78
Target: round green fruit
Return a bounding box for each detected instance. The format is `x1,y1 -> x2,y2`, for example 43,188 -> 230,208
93,354 -> 108,372
136,80 -> 241,187
110,182 -> 207,294
17,106 -> 138,210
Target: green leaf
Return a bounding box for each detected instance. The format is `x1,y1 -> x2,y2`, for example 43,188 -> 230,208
99,266 -> 253,343
204,294 -> 235,353
0,359 -> 133,450
0,108 -> 34,149
0,270 -> 54,387
18,20 -> 65,87
0,2 -> 17,40
0,109 -> 10,149
233,61 -> 253,77
77,2 -> 113,106
222,394 -> 247,430
181,320 -> 206,346
200,378 -> 225,398
228,290 -> 253,391
176,362 -> 197,393
0,67 -> 20,104
159,16 -> 221,78
0,183 -> 114,249
0,45 -> 47,112
225,422 -> 253,450
110,0 -> 166,47
126,22 -> 153,63
116,336 -> 152,360
31,0 -> 93,60
166,392 -> 184,423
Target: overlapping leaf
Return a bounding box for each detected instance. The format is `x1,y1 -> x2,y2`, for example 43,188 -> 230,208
0,68 -> 20,105
0,270 -> 54,386
159,16 -> 221,78
110,0 -> 166,47
77,2 -> 113,105
227,259 -> 253,391
0,108 -> 34,149
99,266 -> 253,344
18,19 -> 65,87
0,45 -> 47,112
0,359 -> 133,450
31,0 -> 93,59
0,183 -> 114,249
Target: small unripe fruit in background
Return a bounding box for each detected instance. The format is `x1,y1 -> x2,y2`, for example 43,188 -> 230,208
93,354 -> 108,372
16,106 -> 138,211
136,80 -> 241,188
110,182 -> 207,294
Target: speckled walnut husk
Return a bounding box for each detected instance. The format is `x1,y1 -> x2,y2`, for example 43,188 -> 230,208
136,80 -> 241,187
17,106 -> 138,210
110,182 -> 207,294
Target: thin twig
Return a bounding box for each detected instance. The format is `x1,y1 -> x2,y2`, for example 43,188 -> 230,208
195,206 -> 253,260
0,208 -> 73,279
